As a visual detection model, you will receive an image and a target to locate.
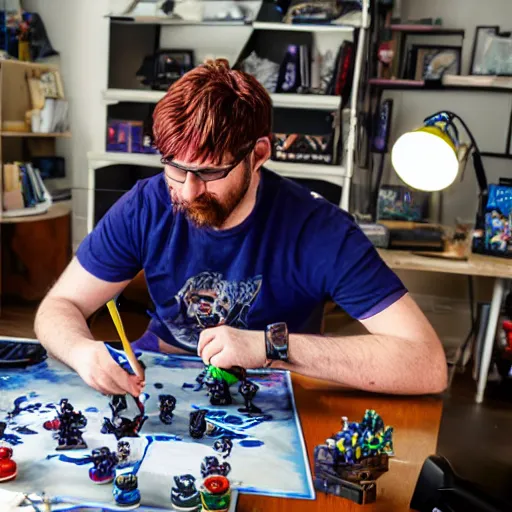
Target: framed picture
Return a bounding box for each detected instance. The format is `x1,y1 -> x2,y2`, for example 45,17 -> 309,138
470,25 -> 512,76
470,26 -> 500,75
411,45 -> 462,81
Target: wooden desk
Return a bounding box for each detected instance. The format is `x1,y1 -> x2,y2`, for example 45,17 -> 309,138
240,375 -> 442,512
378,249 -> 512,404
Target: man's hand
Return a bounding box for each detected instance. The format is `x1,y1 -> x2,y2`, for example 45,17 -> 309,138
197,326 -> 266,369
72,342 -> 145,397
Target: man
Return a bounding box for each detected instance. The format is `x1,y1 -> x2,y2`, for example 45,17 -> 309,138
35,60 -> 447,398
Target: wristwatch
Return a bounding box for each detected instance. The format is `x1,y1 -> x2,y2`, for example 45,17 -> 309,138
264,322 -> 289,368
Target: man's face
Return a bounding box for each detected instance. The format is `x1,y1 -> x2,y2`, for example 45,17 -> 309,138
164,152 -> 252,229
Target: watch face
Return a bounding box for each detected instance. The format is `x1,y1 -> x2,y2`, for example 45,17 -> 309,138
267,322 -> 288,349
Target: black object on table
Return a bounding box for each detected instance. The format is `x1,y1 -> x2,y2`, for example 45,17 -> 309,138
0,340 -> 47,368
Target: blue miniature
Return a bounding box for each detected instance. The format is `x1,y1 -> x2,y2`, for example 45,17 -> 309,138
113,473 -> 141,509
55,399 -> 87,451
170,474 -> 201,511
238,380 -> 262,414
158,394 -> 176,425
213,438 -> 233,459
200,456 -> 231,478
313,409 -> 394,505
89,447 -> 117,485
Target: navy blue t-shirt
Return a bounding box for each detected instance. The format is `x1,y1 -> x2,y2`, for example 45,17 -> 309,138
76,168 -> 407,351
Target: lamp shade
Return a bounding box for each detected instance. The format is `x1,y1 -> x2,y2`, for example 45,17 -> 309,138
391,125 -> 460,192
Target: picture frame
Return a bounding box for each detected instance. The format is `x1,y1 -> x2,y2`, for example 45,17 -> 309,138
410,45 -> 462,81
470,25 -> 500,75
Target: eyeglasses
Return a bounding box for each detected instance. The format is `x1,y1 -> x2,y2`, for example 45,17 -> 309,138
162,145 -> 255,184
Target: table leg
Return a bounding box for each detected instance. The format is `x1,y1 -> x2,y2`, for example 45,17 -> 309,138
476,278 -> 506,404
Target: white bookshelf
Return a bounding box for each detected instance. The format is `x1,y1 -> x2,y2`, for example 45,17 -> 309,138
103,88 -> 345,111
88,0 -> 370,231
252,21 -> 357,33
88,151 -> 346,184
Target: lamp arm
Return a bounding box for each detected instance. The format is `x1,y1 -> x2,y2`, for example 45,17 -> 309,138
427,110 -> 489,195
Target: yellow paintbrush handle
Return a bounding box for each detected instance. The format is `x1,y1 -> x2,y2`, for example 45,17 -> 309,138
106,299 -> 145,380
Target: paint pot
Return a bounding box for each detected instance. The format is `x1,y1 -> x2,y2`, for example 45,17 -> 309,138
200,475 -> 231,511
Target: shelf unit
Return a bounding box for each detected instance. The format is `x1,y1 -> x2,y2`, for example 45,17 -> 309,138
102,88 -> 346,111
0,60 -> 72,303
0,60 -> 70,218
87,1 -> 370,232
1,131 -> 72,138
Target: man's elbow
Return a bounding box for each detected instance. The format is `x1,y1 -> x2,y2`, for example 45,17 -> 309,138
424,341 -> 448,394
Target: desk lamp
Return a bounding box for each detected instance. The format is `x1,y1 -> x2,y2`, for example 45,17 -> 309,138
391,111 -> 489,225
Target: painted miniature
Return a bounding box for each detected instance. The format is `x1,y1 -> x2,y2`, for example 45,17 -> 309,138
314,409 -> 394,505
170,474 -> 202,511
200,475 -> 232,512
202,365 -> 246,406
238,379 -> 262,414
189,409 -> 209,439
208,379 -> 232,406
89,446 -> 117,484
117,440 -> 131,466
158,394 -> 176,425
200,456 -> 231,479
101,395 -> 147,440
0,445 -> 17,482
55,399 -> 87,451
113,473 -> 141,509
213,438 -> 233,459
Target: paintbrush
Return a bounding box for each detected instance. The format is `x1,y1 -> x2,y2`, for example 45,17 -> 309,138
106,299 -> 145,381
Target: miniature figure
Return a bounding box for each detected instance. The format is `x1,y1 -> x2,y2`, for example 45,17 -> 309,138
314,409 -> 394,505
101,395 -> 147,440
113,473 -> 141,509
0,445 -> 17,482
201,365 -> 246,406
170,474 -> 202,511
200,475 -> 232,512
208,379 -> 232,406
55,399 -> 87,451
200,456 -> 231,479
238,379 -> 262,414
89,446 -> 117,484
117,440 -> 131,466
189,409 -> 209,439
213,438 -> 233,459
159,394 -> 176,425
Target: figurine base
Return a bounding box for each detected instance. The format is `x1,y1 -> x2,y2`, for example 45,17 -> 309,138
314,473 -> 377,505
171,501 -> 202,512
113,502 -> 140,510
238,406 -> 262,415
90,475 -> 115,485
56,442 -> 87,451
0,470 -> 17,482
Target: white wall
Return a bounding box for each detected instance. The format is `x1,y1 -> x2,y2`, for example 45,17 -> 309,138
22,0 -> 111,250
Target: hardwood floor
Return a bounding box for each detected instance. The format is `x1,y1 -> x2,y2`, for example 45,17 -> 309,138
0,301 -> 149,342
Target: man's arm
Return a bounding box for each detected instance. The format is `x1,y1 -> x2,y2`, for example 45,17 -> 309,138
35,257 -> 144,396
274,293 -> 447,394
197,293 -> 447,395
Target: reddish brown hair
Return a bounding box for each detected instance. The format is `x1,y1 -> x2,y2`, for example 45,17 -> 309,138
153,59 -> 272,165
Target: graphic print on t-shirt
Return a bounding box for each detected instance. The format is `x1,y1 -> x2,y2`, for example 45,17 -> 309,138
165,271 -> 262,349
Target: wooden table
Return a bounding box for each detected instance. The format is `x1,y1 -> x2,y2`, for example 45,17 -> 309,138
377,249 -> 512,404
240,375 -> 442,512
